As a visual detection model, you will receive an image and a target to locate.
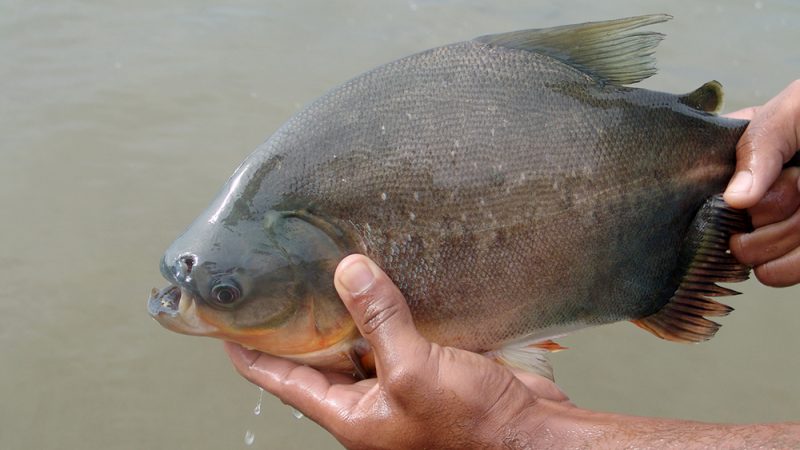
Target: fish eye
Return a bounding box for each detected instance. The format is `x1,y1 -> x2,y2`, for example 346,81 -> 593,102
210,281 -> 241,306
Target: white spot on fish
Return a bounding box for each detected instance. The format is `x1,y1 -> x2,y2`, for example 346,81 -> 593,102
409,212 -> 416,221
413,192 -> 420,201
406,112 -> 414,120
490,128 -> 495,137
480,198 -> 486,206
380,125 -> 386,134
381,192 -> 387,201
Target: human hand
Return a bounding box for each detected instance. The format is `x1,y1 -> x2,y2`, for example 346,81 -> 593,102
723,81 -> 800,287
225,254 -> 571,450
729,166 -> 800,286
724,80 -> 800,209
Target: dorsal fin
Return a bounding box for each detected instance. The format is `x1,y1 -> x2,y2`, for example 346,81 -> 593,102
679,80 -> 724,113
474,14 -> 672,86
632,195 -> 751,343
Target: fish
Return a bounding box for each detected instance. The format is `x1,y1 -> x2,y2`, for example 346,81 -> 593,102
148,14 -> 761,380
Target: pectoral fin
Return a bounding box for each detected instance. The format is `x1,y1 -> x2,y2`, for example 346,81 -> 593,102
485,338 -> 566,381
632,195 -> 751,343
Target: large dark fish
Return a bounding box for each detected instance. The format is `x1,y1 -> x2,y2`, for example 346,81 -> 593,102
148,15 -> 758,379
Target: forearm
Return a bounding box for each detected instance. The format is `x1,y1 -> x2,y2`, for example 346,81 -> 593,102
509,400 -> 800,449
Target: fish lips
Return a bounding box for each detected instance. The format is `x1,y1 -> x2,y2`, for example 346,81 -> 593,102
148,284 -> 219,335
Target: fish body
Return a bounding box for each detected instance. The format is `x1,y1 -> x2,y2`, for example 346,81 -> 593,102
149,15 -> 752,377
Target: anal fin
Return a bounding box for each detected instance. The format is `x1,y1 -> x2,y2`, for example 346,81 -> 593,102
633,195 -> 751,343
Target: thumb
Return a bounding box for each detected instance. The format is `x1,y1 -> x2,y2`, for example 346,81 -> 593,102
333,254 -> 428,374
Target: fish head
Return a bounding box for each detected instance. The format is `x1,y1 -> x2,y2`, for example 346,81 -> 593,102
148,210 -> 364,372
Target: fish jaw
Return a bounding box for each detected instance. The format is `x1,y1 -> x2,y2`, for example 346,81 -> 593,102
148,284 -> 371,374
148,284 -> 219,336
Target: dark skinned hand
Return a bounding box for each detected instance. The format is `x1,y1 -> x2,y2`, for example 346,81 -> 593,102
724,80 -> 800,286
225,255 -> 571,450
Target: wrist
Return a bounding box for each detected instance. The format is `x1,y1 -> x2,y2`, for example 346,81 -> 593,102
501,399 -> 601,449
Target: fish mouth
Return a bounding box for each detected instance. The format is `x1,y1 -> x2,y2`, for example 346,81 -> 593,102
148,285 -> 181,317
148,284 -> 218,335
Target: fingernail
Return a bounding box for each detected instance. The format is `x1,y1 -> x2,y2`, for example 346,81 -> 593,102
727,170 -> 753,194
339,260 -> 375,294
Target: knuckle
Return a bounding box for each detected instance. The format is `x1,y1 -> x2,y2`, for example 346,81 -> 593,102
357,289 -> 401,336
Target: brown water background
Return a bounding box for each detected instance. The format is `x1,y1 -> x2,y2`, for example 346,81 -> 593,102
1,1 -> 798,449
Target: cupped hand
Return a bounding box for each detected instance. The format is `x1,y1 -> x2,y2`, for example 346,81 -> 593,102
225,254 -> 570,450
724,80 -> 800,287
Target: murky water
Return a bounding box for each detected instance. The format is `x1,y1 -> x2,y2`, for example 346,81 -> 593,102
1,1 -> 798,449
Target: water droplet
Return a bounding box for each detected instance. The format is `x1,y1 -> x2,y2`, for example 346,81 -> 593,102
380,125 -> 386,133
409,212 -> 416,221
413,192 -> 420,201
408,1 -> 418,11
291,407 -> 305,419
380,192 -> 387,201
754,0 -> 763,9
253,387 -> 264,416
244,430 -> 255,446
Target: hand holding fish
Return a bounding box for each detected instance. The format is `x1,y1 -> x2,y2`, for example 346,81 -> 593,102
227,254 -> 800,449
225,254 -> 573,450
725,80 -> 800,286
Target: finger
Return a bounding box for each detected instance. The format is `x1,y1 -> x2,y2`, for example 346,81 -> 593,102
747,167 -> 800,227
754,246 -> 800,287
724,106 -> 758,121
333,254 -> 429,375
730,207 -> 800,266
724,80 -> 800,209
224,342 -> 354,425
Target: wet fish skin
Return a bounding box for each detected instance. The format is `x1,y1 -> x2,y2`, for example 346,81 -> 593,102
151,15 -> 750,373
